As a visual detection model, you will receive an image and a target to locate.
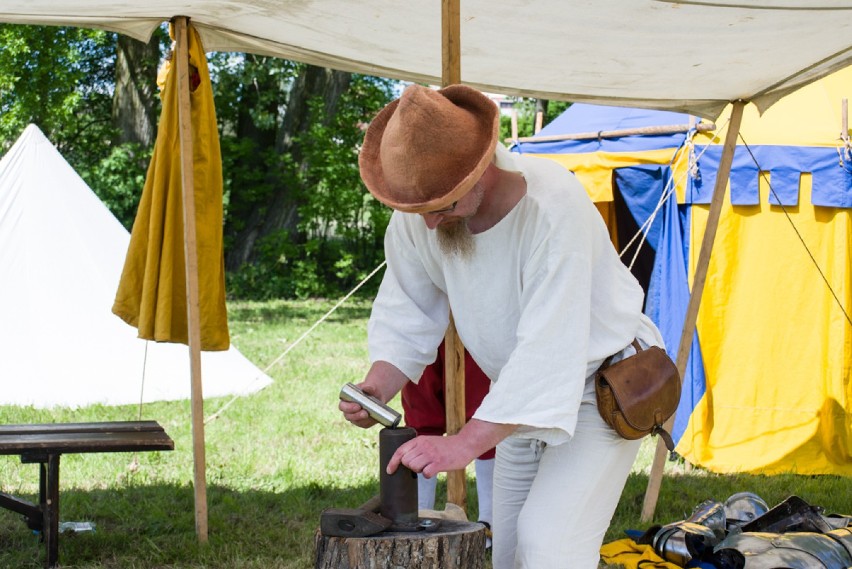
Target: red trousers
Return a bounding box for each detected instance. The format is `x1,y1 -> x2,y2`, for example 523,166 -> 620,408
401,343 -> 496,460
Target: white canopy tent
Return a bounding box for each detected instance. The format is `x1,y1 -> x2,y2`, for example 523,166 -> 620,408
1,1 -> 852,119
2,0 -> 850,533
0,124 -> 273,408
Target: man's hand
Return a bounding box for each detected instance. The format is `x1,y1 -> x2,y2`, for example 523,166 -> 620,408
387,419 -> 517,478
386,434 -> 474,478
338,383 -> 383,428
339,361 -> 409,428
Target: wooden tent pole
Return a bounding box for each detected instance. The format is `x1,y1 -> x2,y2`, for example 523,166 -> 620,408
442,0 -> 461,86
640,101 -> 746,523
441,0 -> 466,512
511,108 -> 519,141
174,16 -> 209,542
507,121 -> 715,145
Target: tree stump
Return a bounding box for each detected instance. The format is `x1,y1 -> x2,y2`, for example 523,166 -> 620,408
314,519 -> 486,569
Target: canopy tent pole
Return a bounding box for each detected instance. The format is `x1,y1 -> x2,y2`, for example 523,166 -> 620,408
441,0 -> 468,513
508,121 -> 715,145
174,16 -> 209,542
442,0 -> 461,86
510,108 -> 519,140
640,101 -> 746,522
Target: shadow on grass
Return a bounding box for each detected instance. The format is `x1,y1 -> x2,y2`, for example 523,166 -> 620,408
0,480 -> 377,569
2,469 -> 848,568
228,300 -> 372,327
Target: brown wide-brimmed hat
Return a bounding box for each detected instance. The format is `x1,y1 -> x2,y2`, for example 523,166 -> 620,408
359,84 -> 500,213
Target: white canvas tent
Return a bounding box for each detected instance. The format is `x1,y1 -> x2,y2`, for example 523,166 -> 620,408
0,124 -> 273,408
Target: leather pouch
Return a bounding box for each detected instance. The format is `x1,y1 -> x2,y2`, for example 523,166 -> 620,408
595,340 -> 681,450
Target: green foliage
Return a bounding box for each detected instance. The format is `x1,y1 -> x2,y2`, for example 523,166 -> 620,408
0,27 -> 407,303
209,52 -> 300,136
211,53 -> 300,229
287,75 -> 395,297
226,229 -> 300,299
0,24 -> 157,229
499,97 -> 572,143
0,25 -> 112,152
218,65 -> 396,300
76,142 -> 152,230
2,28 -> 394,299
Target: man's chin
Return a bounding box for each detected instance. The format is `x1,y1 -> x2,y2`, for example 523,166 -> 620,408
437,221 -> 475,260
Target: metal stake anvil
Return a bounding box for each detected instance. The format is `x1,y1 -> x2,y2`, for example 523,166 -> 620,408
320,427 -> 441,538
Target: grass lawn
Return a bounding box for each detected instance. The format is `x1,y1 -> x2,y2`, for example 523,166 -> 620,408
0,298 -> 848,568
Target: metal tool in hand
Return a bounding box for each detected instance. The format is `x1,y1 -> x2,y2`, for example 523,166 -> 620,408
340,382 -> 401,428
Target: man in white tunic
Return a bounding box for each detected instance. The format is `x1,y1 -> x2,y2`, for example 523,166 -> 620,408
339,84 -> 664,568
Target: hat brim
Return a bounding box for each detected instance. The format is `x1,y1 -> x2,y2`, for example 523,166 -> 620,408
359,85 -> 500,214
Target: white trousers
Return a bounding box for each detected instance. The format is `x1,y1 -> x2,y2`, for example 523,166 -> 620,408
491,378 -> 642,569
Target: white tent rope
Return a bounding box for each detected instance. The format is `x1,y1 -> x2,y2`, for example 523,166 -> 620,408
137,341 -> 149,421
204,260 -> 388,424
617,118 -> 728,269
836,138 -> 852,173
129,341 -> 151,472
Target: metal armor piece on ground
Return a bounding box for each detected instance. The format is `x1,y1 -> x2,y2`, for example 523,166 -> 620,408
653,522 -> 718,566
653,499 -> 728,564
648,495 -> 852,568
724,492 -> 769,530
740,495 -> 834,534
712,529 -> 852,569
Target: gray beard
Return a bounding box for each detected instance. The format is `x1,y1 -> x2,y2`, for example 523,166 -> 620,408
436,220 -> 475,260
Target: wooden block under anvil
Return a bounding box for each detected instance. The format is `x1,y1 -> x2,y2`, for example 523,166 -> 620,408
314,519 -> 486,569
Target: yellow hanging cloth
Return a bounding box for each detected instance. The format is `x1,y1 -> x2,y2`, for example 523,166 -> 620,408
599,538 -> 682,569
113,22 -> 229,351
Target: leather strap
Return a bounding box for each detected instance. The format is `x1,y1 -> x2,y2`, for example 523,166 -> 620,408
599,339 -> 642,372
652,425 -> 675,451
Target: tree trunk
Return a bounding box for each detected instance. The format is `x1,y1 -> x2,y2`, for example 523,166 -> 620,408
314,520 -> 486,569
224,64 -> 351,271
112,34 -> 160,147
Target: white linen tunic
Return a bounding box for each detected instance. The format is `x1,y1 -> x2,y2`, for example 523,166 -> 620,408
368,151 -> 662,445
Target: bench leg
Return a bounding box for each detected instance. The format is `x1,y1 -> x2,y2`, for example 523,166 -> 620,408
40,455 -> 60,569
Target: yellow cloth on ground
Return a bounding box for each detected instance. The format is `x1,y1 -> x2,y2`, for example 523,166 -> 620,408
113,23 -> 229,351
599,538 -> 681,569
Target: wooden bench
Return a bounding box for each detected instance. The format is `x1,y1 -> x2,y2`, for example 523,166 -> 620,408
0,421 -> 174,568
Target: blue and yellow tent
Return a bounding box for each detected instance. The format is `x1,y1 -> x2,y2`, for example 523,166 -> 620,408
512,67 -> 852,476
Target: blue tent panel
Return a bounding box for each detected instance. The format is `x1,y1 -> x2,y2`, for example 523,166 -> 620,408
689,146 -> 852,207
613,166 -> 667,251
514,103 -> 694,155
617,166 -> 706,445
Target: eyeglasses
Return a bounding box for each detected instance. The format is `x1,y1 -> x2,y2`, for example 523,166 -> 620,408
426,201 -> 458,215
